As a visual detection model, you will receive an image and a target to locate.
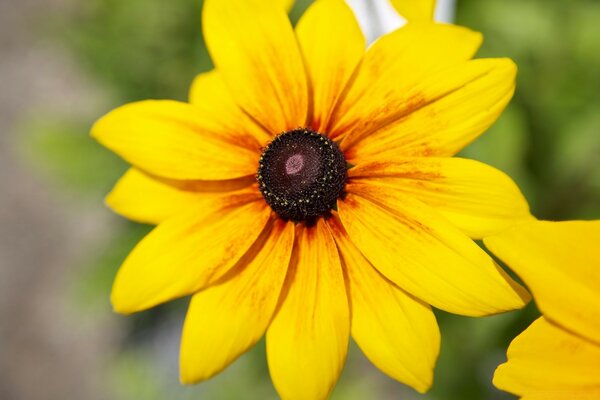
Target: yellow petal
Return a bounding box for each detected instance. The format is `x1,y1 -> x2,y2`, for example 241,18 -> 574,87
520,393 -> 600,400
203,0 -> 308,134
494,317 -> 600,399
106,168 -> 247,225
345,58 -> 517,160
329,23 -> 482,141
180,219 -> 294,383
281,0 -> 295,12
92,100 -> 259,180
153,175 -> 255,193
520,392 -> 600,400
338,188 -> 530,316
328,216 -> 439,393
189,70 -> 272,145
390,0 -> 436,22
348,157 -> 531,239
296,0 -> 365,132
342,58 -> 516,161
266,219 -> 349,400
111,190 -> 271,314
484,220 -> 600,346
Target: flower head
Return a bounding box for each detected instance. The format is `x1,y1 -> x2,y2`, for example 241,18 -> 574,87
93,0 -> 532,398
484,220 -> 600,399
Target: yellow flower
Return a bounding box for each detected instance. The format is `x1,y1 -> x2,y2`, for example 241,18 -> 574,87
484,220 -> 600,400
390,0 -> 436,22
92,0 -> 531,398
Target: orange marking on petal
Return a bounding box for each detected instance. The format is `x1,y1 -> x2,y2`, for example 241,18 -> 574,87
148,173 -> 257,193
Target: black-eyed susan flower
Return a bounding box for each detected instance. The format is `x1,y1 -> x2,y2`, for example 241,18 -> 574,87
92,0 -> 532,398
484,220 -> 600,400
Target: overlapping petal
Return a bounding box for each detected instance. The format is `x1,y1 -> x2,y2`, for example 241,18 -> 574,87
390,0 -> 436,22
106,168 -> 205,225
106,168 -> 254,225
111,189 -> 271,314
348,157 -> 531,238
329,23 -> 482,141
328,216 -> 439,393
484,220 -> 600,346
338,186 -> 530,316
180,219 -> 294,384
203,0 -> 308,134
189,70 -> 272,145
296,0 -> 365,132
280,0 -> 295,12
92,100 -> 260,180
267,219 -> 349,400
494,317 -> 600,399
342,58 -> 516,158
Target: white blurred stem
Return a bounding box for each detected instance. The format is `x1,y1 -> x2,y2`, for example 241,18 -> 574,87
435,0 -> 456,23
346,0 -> 457,44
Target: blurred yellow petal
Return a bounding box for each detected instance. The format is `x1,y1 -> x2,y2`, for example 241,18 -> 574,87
180,219 -> 294,383
484,220 -> 600,346
338,188 -> 530,316
343,58 -> 516,157
203,0 -> 308,134
267,219 -> 349,400
494,317 -> 600,399
91,100 -> 259,180
281,0 -> 294,12
390,0 -> 436,22
520,394 -> 600,400
296,0 -> 365,132
111,191 -> 271,314
348,157 -> 531,238
329,23 -> 482,141
189,70 -> 272,145
328,216 -> 439,393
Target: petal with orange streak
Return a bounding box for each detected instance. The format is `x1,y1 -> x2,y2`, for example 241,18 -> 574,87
267,219 -> 349,400
111,189 -> 271,314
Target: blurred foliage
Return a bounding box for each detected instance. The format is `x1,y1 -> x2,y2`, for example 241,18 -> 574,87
20,0 -> 600,399
71,222 -> 151,313
458,0 -> 600,220
57,0 -> 207,102
21,116 -> 127,199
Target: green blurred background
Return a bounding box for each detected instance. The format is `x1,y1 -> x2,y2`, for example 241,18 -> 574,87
1,0 -> 599,399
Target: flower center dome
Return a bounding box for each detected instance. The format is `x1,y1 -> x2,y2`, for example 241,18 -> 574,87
257,128 -> 347,222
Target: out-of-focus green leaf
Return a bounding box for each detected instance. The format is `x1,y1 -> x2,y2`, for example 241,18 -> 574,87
56,0 -> 209,101
20,117 -> 127,198
69,222 -> 151,313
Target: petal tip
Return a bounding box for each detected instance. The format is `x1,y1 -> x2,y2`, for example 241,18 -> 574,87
110,291 -> 134,315
409,369 -> 435,394
414,381 -> 433,394
110,273 -> 144,315
491,362 -> 511,393
178,367 -> 200,386
89,115 -> 107,142
498,57 -> 518,76
104,188 -> 121,215
490,262 -> 532,313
